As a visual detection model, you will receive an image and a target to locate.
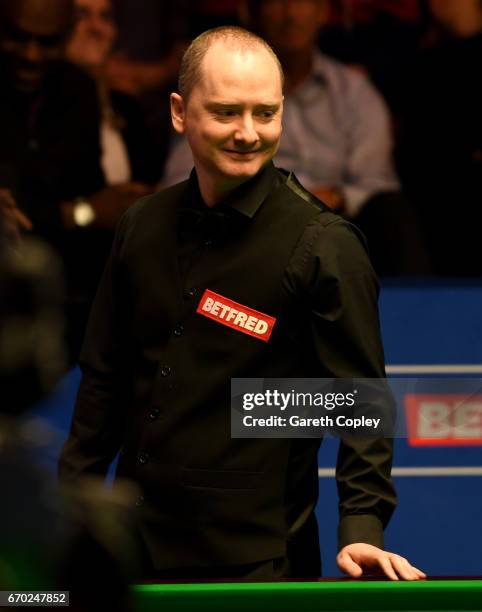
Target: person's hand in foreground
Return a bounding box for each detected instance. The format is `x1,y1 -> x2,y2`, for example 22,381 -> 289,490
0,188 -> 33,244
337,543 -> 426,581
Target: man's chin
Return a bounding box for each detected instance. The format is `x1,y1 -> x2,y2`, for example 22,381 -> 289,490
218,157 -> 268,180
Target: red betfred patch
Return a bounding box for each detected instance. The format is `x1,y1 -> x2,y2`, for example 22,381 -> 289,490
197,289 -> 276,343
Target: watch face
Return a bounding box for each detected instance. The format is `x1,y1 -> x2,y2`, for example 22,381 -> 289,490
73,202 -> 96,227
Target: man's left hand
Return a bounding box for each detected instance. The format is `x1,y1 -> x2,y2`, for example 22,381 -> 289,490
337,543 -> 426,581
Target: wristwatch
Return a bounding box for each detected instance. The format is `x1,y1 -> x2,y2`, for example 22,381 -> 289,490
73,198 -> 96,227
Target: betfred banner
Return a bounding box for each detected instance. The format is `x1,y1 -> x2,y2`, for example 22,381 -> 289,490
405,394 -> 482,446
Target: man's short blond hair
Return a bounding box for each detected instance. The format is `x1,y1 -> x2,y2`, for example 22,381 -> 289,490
178,25 -> 284,103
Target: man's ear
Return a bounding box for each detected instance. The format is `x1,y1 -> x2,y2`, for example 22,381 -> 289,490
170,92 -> 186,134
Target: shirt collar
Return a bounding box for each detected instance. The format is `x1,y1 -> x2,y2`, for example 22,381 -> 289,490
187,161 -> 281,220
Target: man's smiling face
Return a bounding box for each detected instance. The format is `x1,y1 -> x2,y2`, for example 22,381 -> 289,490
171,42 -> 283,197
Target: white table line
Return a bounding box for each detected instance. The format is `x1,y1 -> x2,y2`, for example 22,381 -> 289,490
386,365 -> 482,374
318,466 -> 482,477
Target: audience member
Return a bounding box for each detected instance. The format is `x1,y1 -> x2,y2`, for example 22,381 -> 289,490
109,0 -> 190,92
65,0 -> 160,185
163,0 -> 429,275
318,0 -> 422,110
0,220 -> 139,609
0,0 -> 149,360
107,0 -> 191,165
397,0 -> 482,275
193,0 -> 243,33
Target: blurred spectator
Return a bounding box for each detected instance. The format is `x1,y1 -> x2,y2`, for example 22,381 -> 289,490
163,0 -> 429,275
106,0 -> 191,167
0,0 -> 151,361
318,1 -> 422,110
111,0 -> 190,70
65,0 -> 160,185
397,0 -> 482,275
247,0 -> 400,214
0,221 -> 139,609
105,14 -> 186,98
193,0 -> 244,33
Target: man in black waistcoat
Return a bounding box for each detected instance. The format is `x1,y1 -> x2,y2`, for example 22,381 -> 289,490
59,25 -> 425,581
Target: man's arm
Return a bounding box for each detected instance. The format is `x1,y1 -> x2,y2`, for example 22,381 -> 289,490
58,214 -> 128,483
298,215 -> 424,579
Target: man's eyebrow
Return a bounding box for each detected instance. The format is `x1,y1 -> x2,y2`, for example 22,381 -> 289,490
205,102 -> 241,109
254,103 -> 281,110
205,102 -> 281,109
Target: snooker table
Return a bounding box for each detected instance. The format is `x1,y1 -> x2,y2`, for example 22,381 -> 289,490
132,579 -> 482,612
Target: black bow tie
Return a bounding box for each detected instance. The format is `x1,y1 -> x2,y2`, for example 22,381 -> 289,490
177,205 -> 246,240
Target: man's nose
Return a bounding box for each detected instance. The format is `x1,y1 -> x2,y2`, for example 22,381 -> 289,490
234,115 -> 259,145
